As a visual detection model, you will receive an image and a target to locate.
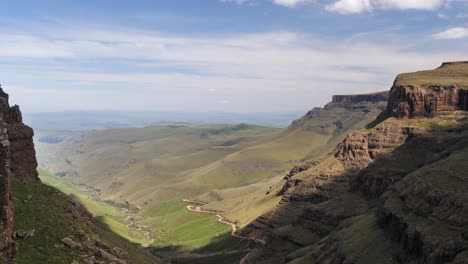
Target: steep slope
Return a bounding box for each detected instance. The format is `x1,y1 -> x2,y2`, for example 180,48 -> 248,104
240,62 -> 468,264
0,88 -> 19,263
13,177 -> 161,264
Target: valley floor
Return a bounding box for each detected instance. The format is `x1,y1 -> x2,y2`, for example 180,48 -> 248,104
39,169 -> 258,263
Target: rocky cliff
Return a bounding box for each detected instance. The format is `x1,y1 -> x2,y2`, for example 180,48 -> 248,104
0,89 -> 38,183
0,87 -> 38,263
335,122 -> 412,168
383,62 -> 468,119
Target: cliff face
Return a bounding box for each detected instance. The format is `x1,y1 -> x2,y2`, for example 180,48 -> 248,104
331,91 -> 389,105
0,87 -> 38,263
335,122 -> 412,168
384,62 -> 468,119
7,121 -> 38,183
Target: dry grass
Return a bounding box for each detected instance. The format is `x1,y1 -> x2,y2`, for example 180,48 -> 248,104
395,61 -> 468,89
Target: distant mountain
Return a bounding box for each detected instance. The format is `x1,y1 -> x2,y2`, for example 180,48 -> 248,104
24,110 -> 303,132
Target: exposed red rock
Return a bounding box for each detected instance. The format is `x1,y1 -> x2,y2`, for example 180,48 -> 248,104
385,85 -> 464,119
383,62 -> 468,119
335,122 -> 412,168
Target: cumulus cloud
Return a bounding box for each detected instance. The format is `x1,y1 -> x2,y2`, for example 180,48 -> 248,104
326,0 -> 372,14
326,0 -> 445,14
432,27 -> 468,39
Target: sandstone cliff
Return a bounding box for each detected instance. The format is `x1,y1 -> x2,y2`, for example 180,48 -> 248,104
0,87 -> 38,263
383,62 -> 468,119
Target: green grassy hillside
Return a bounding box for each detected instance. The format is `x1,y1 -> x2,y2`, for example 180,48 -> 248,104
38,124 -> 280,205
13,177 -> 161,264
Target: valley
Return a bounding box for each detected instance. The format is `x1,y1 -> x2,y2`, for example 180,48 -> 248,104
31,62 -> 468,263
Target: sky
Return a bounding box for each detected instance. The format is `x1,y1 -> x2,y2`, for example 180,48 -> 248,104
1,0 -> 468,113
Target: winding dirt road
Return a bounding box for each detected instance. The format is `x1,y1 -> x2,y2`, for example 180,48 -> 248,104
183,199 -> 266,245
182,199 -> 268,264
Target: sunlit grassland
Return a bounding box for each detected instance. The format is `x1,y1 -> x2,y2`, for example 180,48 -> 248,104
139,200 -> 232,250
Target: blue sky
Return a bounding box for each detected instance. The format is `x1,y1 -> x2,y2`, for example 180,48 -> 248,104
1,0 -> 468,113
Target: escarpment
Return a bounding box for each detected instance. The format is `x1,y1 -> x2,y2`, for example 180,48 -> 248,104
0,87 -> 38,263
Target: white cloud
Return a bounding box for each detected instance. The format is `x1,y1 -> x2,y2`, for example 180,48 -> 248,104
326,0 -> 372,14
327,0 -> 445,14
272,0 -> 311,7
432,27 -> 468,39
377,0 -> 443,10
457,13 -> 468,18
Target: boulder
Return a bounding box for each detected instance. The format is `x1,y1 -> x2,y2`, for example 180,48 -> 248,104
61,237 -> 83,250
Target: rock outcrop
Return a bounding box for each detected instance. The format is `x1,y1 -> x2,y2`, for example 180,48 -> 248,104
383,62 -> 468,119
335,121 -> 413,168
6,106 -> 38,183
0,86 -> 38,263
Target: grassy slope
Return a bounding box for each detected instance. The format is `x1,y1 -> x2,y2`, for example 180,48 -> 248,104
13,177 -> 160,264
40,169 -> 237,254
38,124 -> 280,205
140,200 -> 232,250
395,61 -> 468,89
